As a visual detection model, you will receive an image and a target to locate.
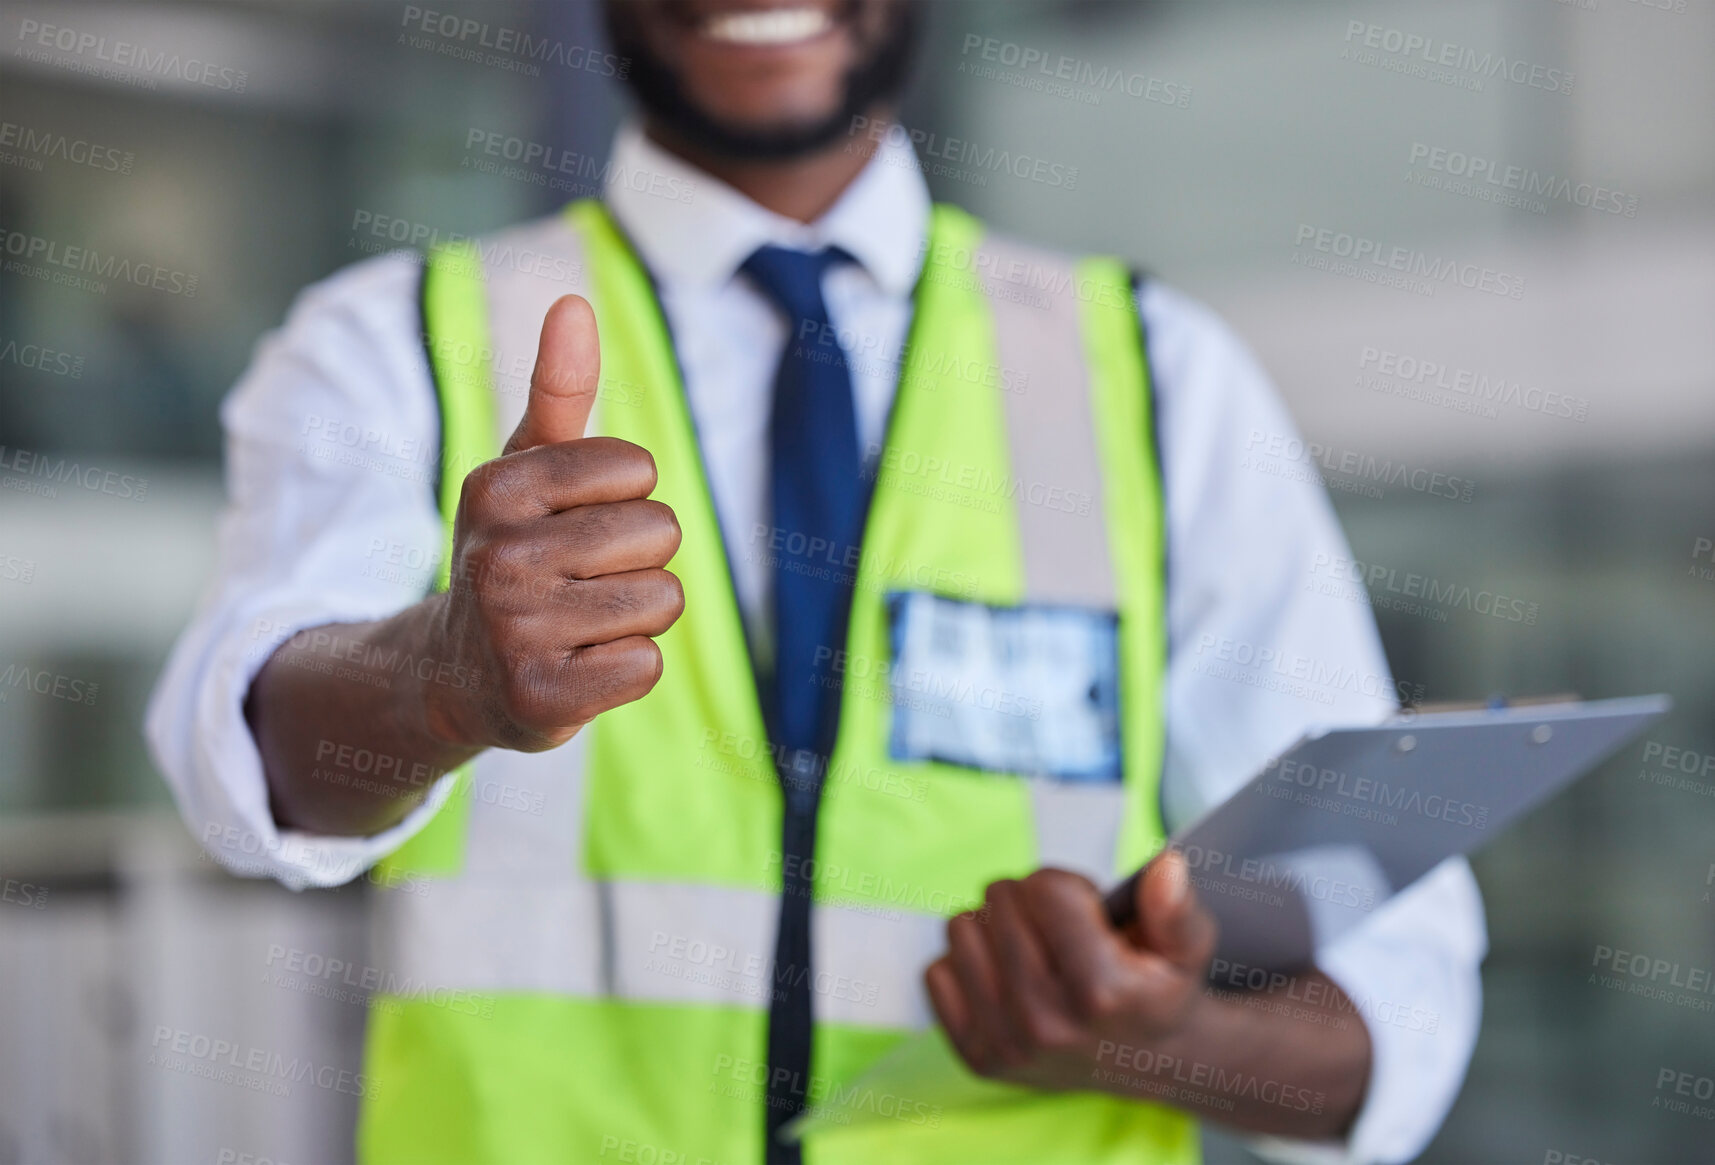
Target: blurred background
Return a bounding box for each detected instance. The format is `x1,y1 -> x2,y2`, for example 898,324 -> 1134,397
2,1 -> 1712,1162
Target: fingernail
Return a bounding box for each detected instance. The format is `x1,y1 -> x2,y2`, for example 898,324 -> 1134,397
1160,853 -> 1188,906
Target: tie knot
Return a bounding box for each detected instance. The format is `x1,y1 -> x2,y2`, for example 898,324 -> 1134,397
740,244 -> 848,321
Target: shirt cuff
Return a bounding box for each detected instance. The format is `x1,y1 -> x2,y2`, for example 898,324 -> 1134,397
1240,859 -> 1488,1165
151,597 -> 461,892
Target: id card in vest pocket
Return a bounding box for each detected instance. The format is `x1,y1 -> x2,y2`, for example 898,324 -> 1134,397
885,591 -> 1122,781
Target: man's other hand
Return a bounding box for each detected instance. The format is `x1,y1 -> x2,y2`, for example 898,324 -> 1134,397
925,852 -> 1218,1093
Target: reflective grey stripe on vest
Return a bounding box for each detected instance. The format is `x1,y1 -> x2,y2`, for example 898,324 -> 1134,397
976,233 -> 1126,874
379,211 -> 1136,1032
372,873 -> 942,1030
976,235 -> 1116,610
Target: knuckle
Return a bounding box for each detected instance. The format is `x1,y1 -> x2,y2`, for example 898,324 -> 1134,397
496,650 -> 545,717
459,460 -> 516,520
1070,976 -> 1121,1024
628,443 -> 660,492
1023,868 -> 1093,911
1034,867 -> 1092,894
656,570 -> 686,621
1023,1011 -> 1067,1052
633,637 -> 665,689
468,539 -> 539,607
645,500 -> 682,554
485,534 -> 539,579
591,438 -> 657,493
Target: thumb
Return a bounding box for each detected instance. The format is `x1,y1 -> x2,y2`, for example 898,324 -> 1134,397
1136,850 -> 1218,974
503,294 -> 600,455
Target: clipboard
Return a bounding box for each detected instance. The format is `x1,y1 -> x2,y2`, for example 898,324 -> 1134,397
1101,693 -> 1670,969
781,693 -> 1671,1143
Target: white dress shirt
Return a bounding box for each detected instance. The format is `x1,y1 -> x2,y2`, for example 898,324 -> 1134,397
146,123 -> 1485,1165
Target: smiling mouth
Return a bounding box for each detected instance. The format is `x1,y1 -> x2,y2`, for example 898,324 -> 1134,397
698,6 -> 837,47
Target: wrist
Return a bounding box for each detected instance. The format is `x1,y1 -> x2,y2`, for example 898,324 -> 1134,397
1152,978 -> 1235,1066
402,594 -> 485,754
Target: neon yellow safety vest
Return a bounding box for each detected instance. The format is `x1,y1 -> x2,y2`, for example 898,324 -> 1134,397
357,198 -> 1195,1165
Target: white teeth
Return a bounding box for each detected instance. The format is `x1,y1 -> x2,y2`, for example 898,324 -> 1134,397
701,7 -> 833,46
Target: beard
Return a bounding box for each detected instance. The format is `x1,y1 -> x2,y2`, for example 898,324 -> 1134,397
601,0 -> 922,162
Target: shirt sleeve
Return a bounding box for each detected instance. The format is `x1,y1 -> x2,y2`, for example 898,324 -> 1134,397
144,250 -> 462,892
1143,280 -> 1488,1164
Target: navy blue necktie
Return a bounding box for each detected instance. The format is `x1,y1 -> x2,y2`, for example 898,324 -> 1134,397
742,244 -> 865,762
740,244 -> 863,1162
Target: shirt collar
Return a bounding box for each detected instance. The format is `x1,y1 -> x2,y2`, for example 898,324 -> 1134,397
601,120 -> 929,297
